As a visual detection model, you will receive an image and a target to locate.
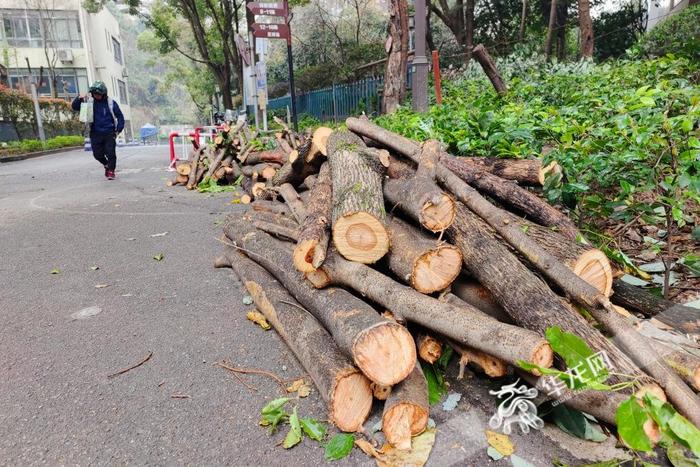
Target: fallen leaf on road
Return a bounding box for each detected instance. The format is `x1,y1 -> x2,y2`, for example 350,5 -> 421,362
242,295 -> 253,305
127,238 -> 136,241
150,232 -> 168,237
247,310 -> 271,330
442,392 -> 462,411
90,266 -> 99,271
487,446 -> 504,460
377,427 -> 436,466
486,430 -> 514,457
510,454 -> 536,467
153,253 -> 164,261
286,379 -> 311,397
355,439 -> 383,458
95,284 -> 110,289
70,306 -> 102,320
50,268 -> 60,274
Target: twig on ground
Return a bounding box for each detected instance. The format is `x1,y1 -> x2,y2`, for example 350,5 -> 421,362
107,351 -> 153,378
171,394 -> 191,399
215,361 -> 288,393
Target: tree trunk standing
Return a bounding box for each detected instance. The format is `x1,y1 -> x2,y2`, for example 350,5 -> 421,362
383,0 -> 409,113
219,249 -> 373,432
544,0 -> 558,60
224,226 -> 417,386
464,0 -> 475,61
556,1 -> 568,61
519,0 -> 528,41
578,0 -> 594,58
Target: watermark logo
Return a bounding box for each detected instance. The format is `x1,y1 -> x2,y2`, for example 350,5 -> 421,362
489,379 -> 544,434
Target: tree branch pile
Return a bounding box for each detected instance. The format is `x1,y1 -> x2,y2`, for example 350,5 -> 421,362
213,119 -> 700,446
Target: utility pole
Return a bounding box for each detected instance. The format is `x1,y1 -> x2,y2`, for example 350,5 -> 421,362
25,57 -> 46,142
412,0 -> 429,112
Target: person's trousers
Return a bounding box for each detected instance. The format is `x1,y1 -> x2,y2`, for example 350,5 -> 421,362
90,132 -> 117,171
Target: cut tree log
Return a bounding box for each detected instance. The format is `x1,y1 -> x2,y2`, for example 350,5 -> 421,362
515,218 -> 613,296
472,44 -> 507,95
277,183 -> 308,224
387,154 -> 417,180
308,127 -> 333,162
449,279 -> 513,323
451,339 -> 508,378
293,162 -> 333,272
440,155 -> 579,240
382,363 -> 429,450
244,148 -> 287,165
445,155 -> 560,186
328,130 -> 389,263
345,118 -> 700,425
309,248 -> 553,370
385,215 -> 462,294
186,148 -> 203,189
176,163 -> 192,177
205,148 -> 227,180
218,249 -> 372,432
417,334 -> 442,364
224,226 -> 416,386
271,139 -> 317,187
383,140 -> 456,232
448,203 -> 650,386
612,280 -> 700,335
176,174 -> 189,184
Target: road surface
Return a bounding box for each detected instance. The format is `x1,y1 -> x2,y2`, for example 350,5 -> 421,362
0,147 -> 618,465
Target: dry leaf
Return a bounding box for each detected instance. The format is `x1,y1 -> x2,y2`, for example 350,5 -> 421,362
286,378 -> 311,397
247,310 -> 271,330
95,284 -> 110,289
485,430 -> 514,457
355,439 -> 383,458
376,427 -> 436,467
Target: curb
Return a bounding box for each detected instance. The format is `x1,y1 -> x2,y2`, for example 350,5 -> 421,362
0,146 -> 84,163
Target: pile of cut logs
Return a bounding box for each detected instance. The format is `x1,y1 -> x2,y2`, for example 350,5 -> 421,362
215,116 -> 700,447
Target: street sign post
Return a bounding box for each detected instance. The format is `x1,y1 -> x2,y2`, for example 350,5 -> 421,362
245,0 -> 298,132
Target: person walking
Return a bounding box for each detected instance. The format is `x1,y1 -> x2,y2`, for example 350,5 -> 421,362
72,81 -> 125,180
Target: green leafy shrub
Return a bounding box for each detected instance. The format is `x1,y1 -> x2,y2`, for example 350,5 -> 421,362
0,135 -> 84,157
631,5 -> 700,60
376,56 -> 699,242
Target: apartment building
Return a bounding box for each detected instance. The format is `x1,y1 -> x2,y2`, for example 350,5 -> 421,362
0,0 -> 133,139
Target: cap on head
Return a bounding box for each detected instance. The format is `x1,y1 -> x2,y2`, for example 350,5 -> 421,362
89,80 -> 108,95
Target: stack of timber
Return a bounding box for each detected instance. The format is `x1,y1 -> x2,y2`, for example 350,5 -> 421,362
214,119 -> 700,449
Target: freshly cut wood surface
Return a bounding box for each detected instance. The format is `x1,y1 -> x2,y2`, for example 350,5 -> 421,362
417,334 -> 442,364
294,162 -> 333,272
382,363 -> 429,450
328,130 -> 389,263
385,216 -> 461,294
221,249 -> 372,432
451,339 -> 508,378
224,226 -> 416,386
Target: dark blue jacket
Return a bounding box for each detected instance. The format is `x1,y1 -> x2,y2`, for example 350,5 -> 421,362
72,95 -> 125,135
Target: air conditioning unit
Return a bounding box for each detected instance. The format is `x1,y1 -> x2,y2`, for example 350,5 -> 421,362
57,49 -> 74,63
121,68 -> 128,78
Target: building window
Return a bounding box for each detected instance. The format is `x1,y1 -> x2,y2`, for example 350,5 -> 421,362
0,9 -> 82,49
117,79 -> 128,104
7,67 -> 88,98
112,37 -> 122,64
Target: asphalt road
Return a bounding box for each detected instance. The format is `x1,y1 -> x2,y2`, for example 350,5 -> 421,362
0,147 -> 625,466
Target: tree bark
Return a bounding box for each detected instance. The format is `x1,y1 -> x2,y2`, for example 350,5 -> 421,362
383,141 -> 456,232
440,156 -> 579,240
612,280 -> 700,335
383,0 -> 409,113
578,0 -> 594,58
519,0 -> 528,41
450,279 -> 513,323
277,183 -> 308,224
224,226 -> 416,386
344,117 -> 700,423
385,216 -> 462,294
244,148 -> 287,165
472,45 -> 507,95
294,162 -> 333,272
310,249 -> 553,370
271,139 -> 316,187
449,204 -> 650,385
219,249 -> 372,432
382,363 -> 429,450
444,155 -> 560,186
186,148 -> 203,190
328,130 -> 389,263
544,0 -> 558,60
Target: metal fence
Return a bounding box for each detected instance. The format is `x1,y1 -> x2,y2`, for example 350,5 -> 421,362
267,76 -> 385,123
